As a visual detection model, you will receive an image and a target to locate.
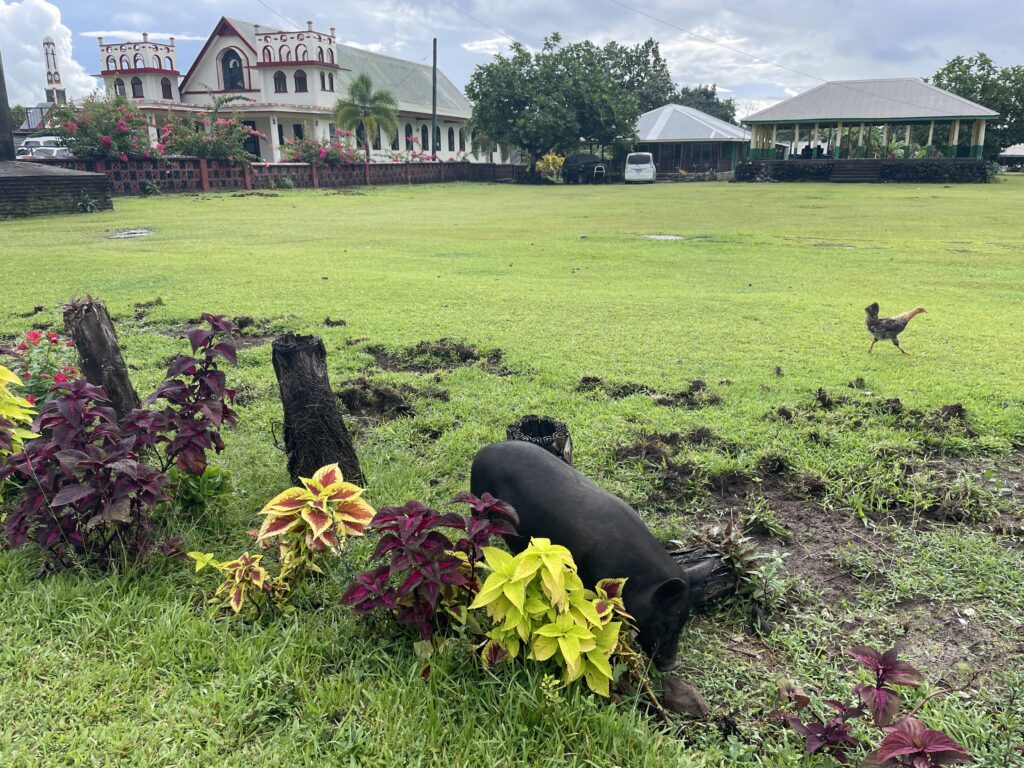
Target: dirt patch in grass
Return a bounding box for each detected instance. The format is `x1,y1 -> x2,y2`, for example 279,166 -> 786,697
335,377 -> 449,420
579,376 -> 723,409
324,317 -> 347,328
365,338 -> 510,375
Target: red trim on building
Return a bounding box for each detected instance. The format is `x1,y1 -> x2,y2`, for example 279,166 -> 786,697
97,68 -> 180,76
255,60 -> 340,69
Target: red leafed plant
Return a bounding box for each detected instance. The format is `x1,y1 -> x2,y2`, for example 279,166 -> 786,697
783,646 -> 972,767
341,493 -> 518,640
123,313 -> 238,475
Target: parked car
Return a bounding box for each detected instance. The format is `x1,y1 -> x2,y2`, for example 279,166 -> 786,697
624,152 -> 656,184
15,136 -> 67,160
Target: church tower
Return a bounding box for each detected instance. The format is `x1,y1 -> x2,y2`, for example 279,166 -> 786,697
43,37 -> 67,104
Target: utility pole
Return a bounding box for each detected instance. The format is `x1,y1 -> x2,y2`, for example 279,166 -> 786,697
431,37 -> 437,159
0,48 -> 16,161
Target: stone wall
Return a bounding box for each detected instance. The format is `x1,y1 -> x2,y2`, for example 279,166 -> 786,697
0,161 -> 112,218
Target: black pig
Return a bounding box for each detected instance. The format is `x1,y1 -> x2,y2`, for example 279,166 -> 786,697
470,440 -> 690,670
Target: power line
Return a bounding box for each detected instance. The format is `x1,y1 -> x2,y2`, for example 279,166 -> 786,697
439,0 -> 524,48
254,0 -> 299,31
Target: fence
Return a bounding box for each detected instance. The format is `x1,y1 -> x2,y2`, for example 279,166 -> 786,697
28,157 -> 526,196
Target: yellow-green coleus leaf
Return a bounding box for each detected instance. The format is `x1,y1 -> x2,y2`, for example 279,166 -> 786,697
188,551 -> 220,572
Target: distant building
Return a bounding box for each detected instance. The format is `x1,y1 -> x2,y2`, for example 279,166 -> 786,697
634,103 -> 750,173
743,78 -> 999,160
95,17 -> 491,163
42,37 -> 68,105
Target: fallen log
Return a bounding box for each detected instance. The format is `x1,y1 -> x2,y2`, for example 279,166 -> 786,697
506,414 -> 573,465
271,333 -> 363,485
669,546 -> 739,612
63,297 -> 140,419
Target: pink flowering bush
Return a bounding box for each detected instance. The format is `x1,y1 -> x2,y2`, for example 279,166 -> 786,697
160,112 -> 257,164
7,330 -> 79,406
49,97 -> 154,160
282,135 -> 365,165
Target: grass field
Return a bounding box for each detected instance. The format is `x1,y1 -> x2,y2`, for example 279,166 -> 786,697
1,178 -> 1023,766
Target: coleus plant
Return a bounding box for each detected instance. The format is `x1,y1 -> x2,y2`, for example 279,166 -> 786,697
190,463 -> 374,613
124,313 -> 238,475
341,493 -> 518,641
0,379 -> 166,569
469,538 -> 633,697
784,646 -> 972,767
0,365 -> 36,500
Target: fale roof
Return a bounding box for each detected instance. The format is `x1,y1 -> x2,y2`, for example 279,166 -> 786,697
637,103 -> 750,143
224,18 -> 471,119
744,79 -> 999,124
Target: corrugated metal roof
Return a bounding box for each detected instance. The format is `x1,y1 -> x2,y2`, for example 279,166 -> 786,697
226,18 -> 470,119
637,103 -> 750,142
744,79 -> 999,123
999,143 -> 1024,157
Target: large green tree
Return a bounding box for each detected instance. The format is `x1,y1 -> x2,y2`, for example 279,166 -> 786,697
601,39 -> 675,114
332,73 -> 399,153
11,104 -> 28,128
465,34 -> 640,169
929,52 -> 1024,159
671,84 -> 737,124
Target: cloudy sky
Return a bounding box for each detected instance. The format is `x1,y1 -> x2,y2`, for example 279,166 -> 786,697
2,0 -> 1019,117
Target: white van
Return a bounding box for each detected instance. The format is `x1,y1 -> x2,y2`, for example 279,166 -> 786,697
624,152 -> 656,184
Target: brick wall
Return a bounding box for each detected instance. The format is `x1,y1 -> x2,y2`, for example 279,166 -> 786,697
31,157 -> 525,195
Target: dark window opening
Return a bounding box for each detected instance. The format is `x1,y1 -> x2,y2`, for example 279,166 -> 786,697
114,78 -> 126,97
293,123 -> 304,140
458,128 -> 465,151
222,49 -> 245,90
161,77 -> 172,99
273,71 -> 287,93
421,124 -> 429,149
405,123 -> 414,149
294,70 -> 307,93
447,126 -> 455,152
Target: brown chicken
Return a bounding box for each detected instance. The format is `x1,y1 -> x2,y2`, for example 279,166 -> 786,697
865,303 -> 926,355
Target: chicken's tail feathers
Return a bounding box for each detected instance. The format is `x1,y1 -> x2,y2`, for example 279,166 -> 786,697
865,302 -> 880,318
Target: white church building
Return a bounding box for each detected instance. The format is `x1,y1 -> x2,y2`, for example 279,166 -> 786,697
95,17 -> 481,162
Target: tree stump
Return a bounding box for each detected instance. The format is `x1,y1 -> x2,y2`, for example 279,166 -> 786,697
669,546 -> 738,613
506,414 -> 573,465
63,297 -> 140,419
271,333 -> 363,485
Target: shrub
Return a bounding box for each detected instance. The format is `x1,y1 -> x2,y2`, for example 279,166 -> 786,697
49,96 -> 155,160
341,494 -> 517,640
0,365 -> 36,500
536,152 -> 565,181
159,112 -> 258,164
7,329 -> 78,406
124,313 -> 238,476
282,134 -> 363,165
0,379 -> 167,569
191,463 -> 375,613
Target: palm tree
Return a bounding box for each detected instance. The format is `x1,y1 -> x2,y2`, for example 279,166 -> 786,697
331,73 -> 399,157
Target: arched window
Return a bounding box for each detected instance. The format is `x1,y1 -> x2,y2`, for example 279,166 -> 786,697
296,45 -> 308,60
319,72 -> 326,90
448,127 -> 455,152
106,56 -> 115,70
47,73 -> 53,84
356,123 -> 365,148
405,123 -> 414,149
164,56 -> 174,70
161,77 -> 173,99
131,76 -> 144,98
435,126 -> 442,154
373,126 -> 381,150
120,55 -> 130,69
421,124 -> 429,149
263,46 -> 273,62
459,128 -> 465,151
279,45 -> 292,62
317,47 -> 325,62
273,71 -> 287,93
391,130 -> 399,150
114,78 -> 126,97
327,48 -> 334,64
133,53 -> 145,68
294,70 -> 307,93
222,49 -> 245,90
328,73 -> 334,91
151,54 -> 160,68
471,129 -> 478,151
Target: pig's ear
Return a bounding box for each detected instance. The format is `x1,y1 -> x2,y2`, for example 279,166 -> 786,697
652,578 -> 688,607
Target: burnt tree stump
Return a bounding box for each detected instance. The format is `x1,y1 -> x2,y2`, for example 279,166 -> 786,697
63,297 -> 140,419
271,333 -> 363,485
669,546 -> 738,612
506,415 -> 573,465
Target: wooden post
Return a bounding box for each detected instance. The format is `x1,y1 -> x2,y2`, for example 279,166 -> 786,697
949,119 -> 960,158
835,121 -> 843,158
63,298 -> 140,420
271,333 -> 363,485
975,120 -> 986,158
927,121 -> 935,151
812,123 -> 819,158
770,124 -> 778,159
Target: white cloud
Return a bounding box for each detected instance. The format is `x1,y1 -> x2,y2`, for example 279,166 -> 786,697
460,37 -> 512,56
0,0 -> 97,106
80,30 -> 207,41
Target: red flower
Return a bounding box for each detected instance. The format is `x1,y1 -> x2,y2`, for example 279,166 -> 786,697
46,332 -> 60,344
116,120 -> 129,133
52,372 -> 69,385
120,153 -> 129,162
99,135 -> 113,149
26,331 -> 43,344
63,121 -> 79,134
16,342 -> 27,351
65,339 -> 74,348
22,372 -> 31,379
26,395 -> 36,406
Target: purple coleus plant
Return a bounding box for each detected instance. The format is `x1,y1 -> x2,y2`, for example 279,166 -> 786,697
872,716 -> 972,768
787,699 -> 864,763
342,493 -> 518,640
850,646 -> 925,726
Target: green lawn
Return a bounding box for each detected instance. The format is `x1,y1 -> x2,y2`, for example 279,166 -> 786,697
1,179 -> 1023,766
